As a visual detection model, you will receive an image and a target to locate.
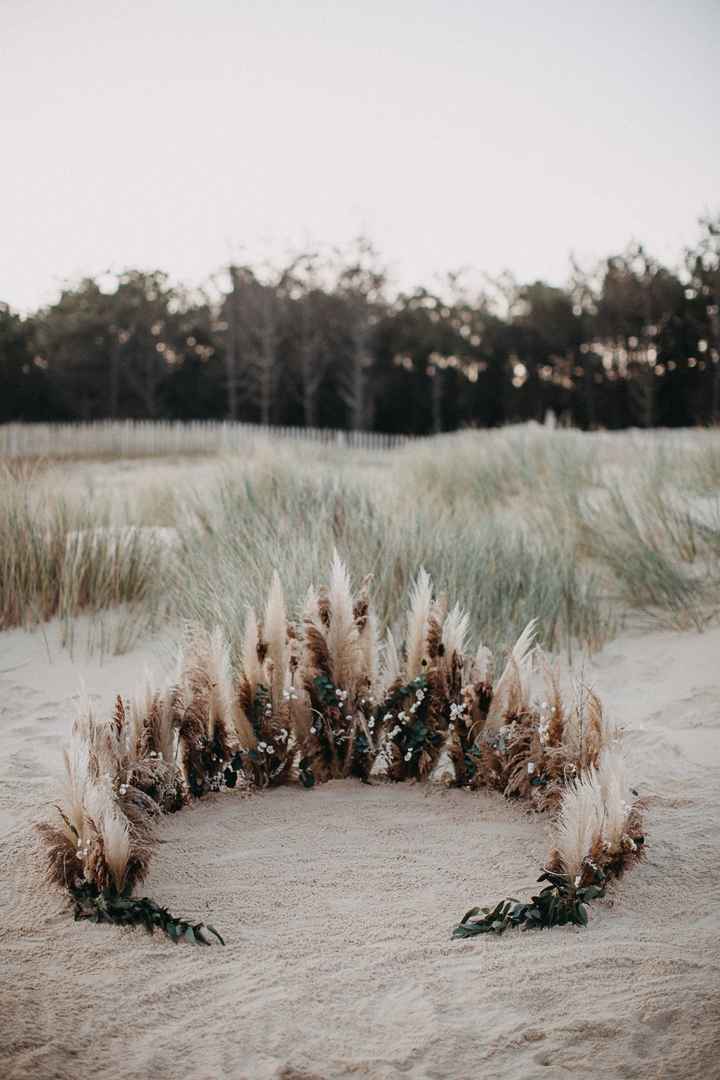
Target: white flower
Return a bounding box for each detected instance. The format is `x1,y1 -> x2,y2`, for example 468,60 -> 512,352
310,726 -> 316,735
404,750 -> 412,762
346,714 -> 353,722
398,711 -> 407,722
415,689 -> 424,701
119,784 -> 128,795
383,712 -> 393,722
368,718 -> 375,730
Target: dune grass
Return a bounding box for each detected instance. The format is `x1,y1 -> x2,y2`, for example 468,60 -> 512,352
0,465 -> 168,651
1,425 -> 719,655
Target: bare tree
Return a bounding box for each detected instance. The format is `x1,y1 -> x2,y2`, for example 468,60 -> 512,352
334,239 -> 386,431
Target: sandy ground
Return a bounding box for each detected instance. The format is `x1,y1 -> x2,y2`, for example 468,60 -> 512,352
1,620 -> 719,1080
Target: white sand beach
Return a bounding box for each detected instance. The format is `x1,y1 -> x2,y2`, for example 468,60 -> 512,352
2,618 -> 718,1080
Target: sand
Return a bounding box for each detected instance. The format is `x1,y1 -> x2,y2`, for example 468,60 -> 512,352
1,620 -> 719,1080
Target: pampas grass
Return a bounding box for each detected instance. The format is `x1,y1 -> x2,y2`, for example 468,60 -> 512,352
37,551 -> 646,944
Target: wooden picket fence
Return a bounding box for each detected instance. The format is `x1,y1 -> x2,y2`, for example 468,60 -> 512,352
0,420 -> 412,460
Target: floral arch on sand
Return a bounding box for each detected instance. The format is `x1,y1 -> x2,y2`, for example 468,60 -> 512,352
37,556 -> 645,945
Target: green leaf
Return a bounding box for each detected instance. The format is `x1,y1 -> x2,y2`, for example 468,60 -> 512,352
205,924 -> 225,946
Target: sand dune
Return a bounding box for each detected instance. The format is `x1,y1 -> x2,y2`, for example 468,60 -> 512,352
1,621 -> 719,1080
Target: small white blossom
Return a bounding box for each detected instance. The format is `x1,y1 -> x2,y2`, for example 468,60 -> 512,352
404,750 -> 412,761
310,726 -> 316,735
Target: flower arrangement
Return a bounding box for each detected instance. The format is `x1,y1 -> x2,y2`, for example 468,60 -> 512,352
37,554 -> 644,944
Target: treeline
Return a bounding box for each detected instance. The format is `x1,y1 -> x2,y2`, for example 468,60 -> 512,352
2,219 -> 719,432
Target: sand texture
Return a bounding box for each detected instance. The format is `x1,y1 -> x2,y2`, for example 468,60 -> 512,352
1,622 -> 719,1080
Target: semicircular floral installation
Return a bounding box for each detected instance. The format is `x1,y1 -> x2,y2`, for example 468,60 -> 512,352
37,554 -> 645,945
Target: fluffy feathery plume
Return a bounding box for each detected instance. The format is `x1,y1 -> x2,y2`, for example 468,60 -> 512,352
485,619 -> 537,731
181,625 -> 236,761
241,607 -> 265,699
597,741 -> 630,854
84,783 -> 131,894
563,685 -> 607,771
325,550 -> 359,690
264,572 -> 289,713
469,642 -> 493,684
405,568 -> 433,680
129,674 -> 157,755
583,690 -> 605,767
441,603 -> 470,670
60,742 -> 89,843
207,626 -> 235,744
377,628 -> 402,700
550,768 -> 605,882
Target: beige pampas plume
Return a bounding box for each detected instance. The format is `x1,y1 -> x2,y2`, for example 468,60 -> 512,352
84,783 -> 131,893
564,684 -> 607,769
551,768 -> 605,882
129,672 -> 156,755
325,550 -> 358,689
584,689 -> 606,766
264,572 -> 289,712
597,742 -> 629,853
61,742 -> 89,841
405,568 -> 433,680
485,619 -> 537,730
206,625 -> 235,745
241,607 -> 265,699
378,627 -> 402,698
469,642 -> 493,684
441,603 -> 470,678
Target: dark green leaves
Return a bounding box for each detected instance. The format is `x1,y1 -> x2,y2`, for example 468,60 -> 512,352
453,871 -> 606,938
70,885 -> 225,946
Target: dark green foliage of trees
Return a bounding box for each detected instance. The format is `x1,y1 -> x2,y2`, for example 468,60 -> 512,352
3,220 -> 719,432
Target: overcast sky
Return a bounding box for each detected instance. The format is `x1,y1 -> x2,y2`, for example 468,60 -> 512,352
2,0 -> 718,311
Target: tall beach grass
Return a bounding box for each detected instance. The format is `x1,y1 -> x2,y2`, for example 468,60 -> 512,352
1,424 -> 719,655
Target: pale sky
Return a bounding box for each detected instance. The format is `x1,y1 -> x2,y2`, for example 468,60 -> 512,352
2,0 -> 718,312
